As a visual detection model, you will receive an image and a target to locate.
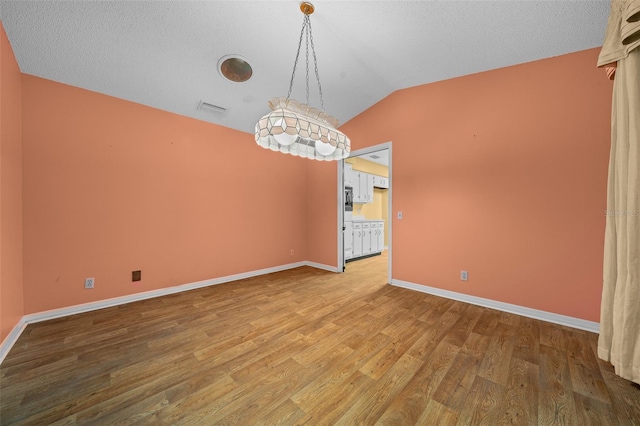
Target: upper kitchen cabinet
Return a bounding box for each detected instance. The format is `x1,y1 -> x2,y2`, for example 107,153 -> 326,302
372,175 -> 389,189
353,171 -> 374,203
344,163 -> 354,187
344,159 -> 387,204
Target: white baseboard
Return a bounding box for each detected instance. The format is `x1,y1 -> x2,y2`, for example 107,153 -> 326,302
0,260 -> 333,365
305,261 -> 340,273
0,319 -> 28,365
391,279 -> 600,334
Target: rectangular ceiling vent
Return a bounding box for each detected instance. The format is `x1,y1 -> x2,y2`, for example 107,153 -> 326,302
198,101 -> 227,114
369,154 -> 381,159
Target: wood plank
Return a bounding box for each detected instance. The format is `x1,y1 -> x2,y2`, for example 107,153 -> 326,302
538,344 -> 579,425
496,356 -> 539,425
443,304 -> 483,348
293,371 -> 375,425
131,374 -> 238,425
564,328 -> 601,371
600,370 -> 640,425
431,350 -> 481,412
376,340 -> 460,424
573,391 -> 618,426
477,321 -> 517,386
255,398 -> 307,425
414,399 -> 459,425
333,353 -> 424,425
568,360 -> 611,404
539,320 -> 567,350
512,316 -> 540,365
472,309 -> 500,336
359,320 -> 423,380
456,375 -> 505,425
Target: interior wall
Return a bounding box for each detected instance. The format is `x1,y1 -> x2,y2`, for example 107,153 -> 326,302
0,22 -> 24,341
305,160 -> 337,268
21,75 -> 309,314
340,48 -> 611,322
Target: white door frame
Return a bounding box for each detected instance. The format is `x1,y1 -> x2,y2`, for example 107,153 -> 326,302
337,141 -> 392,284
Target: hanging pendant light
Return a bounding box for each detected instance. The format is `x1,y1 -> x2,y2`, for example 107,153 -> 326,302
254,2 -> 350,161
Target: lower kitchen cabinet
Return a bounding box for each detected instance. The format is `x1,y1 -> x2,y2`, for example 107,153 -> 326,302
344,221 -> 353,259
352,223 -> 363,258
362,223 -> 372,256
346,220 -> 384,261
371,221 -> 384,252
377,221 -> 385,250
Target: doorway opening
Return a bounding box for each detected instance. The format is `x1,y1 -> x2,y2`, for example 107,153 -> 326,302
338,142 -> 392,284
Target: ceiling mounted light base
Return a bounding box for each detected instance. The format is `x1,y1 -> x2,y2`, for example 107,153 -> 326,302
218,55 -> 253,83
300,2 -> 314,15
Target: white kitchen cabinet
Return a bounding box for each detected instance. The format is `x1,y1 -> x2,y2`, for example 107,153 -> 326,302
376,221 -> 385,250
352,171 -> 361,202
344,163 -> 354,187
352,223 -> 363,257
370,223 -> 379,253
370,221 -> 384,252
361,223 -> 372,255
353,171 -> 374,203
344,221 -> 353,259
365,174 -> 374,202
347,220 -> 385,261
372,175 -> 389,189
353,171 -> 362,203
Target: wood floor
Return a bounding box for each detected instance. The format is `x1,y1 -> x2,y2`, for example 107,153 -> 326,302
1,253 -> 639,425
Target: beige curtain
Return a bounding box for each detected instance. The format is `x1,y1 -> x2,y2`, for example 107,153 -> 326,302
598,0 -> 640,385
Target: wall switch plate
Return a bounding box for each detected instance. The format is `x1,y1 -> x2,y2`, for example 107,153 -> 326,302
397,211 -> 403,220
461,271 -> 469,281
132,270 -> 141,282
84,277 -> 95,289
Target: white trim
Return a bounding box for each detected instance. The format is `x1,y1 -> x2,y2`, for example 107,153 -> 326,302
344,142 -> 393,284
0,319 -> 28,365
305,261 -> 340,273
0,260 -> 334,365
391,279 -> 600,333
338,160 -> 345,272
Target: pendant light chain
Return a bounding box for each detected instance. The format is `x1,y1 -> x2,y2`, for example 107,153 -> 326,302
307,17 -> 324,111
286,17 -> 307,100
285,13 -> 325,111
305,15 -> 310,105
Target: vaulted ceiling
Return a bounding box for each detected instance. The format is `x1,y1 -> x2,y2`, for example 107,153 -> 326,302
2,1 -> 609,134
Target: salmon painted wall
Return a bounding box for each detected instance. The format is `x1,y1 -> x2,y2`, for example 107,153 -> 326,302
21,75 -> 308,314
340,48 -> 611,322
305,160 -> 337,267
0,22 -> 24,341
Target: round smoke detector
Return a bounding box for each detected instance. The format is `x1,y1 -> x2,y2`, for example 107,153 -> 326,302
218,55 -> 253,83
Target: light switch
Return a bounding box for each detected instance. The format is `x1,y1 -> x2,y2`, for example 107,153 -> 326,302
397,211 -> 403,220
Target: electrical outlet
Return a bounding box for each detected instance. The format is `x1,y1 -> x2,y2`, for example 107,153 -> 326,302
461,271 -> 469,281
290,249 -> 295,256
84,277 -> 95,289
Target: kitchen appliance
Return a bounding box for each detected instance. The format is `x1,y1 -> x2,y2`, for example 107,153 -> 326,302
345,185 -> 353,221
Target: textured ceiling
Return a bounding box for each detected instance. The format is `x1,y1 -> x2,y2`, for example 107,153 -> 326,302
2,1 -> 609,134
